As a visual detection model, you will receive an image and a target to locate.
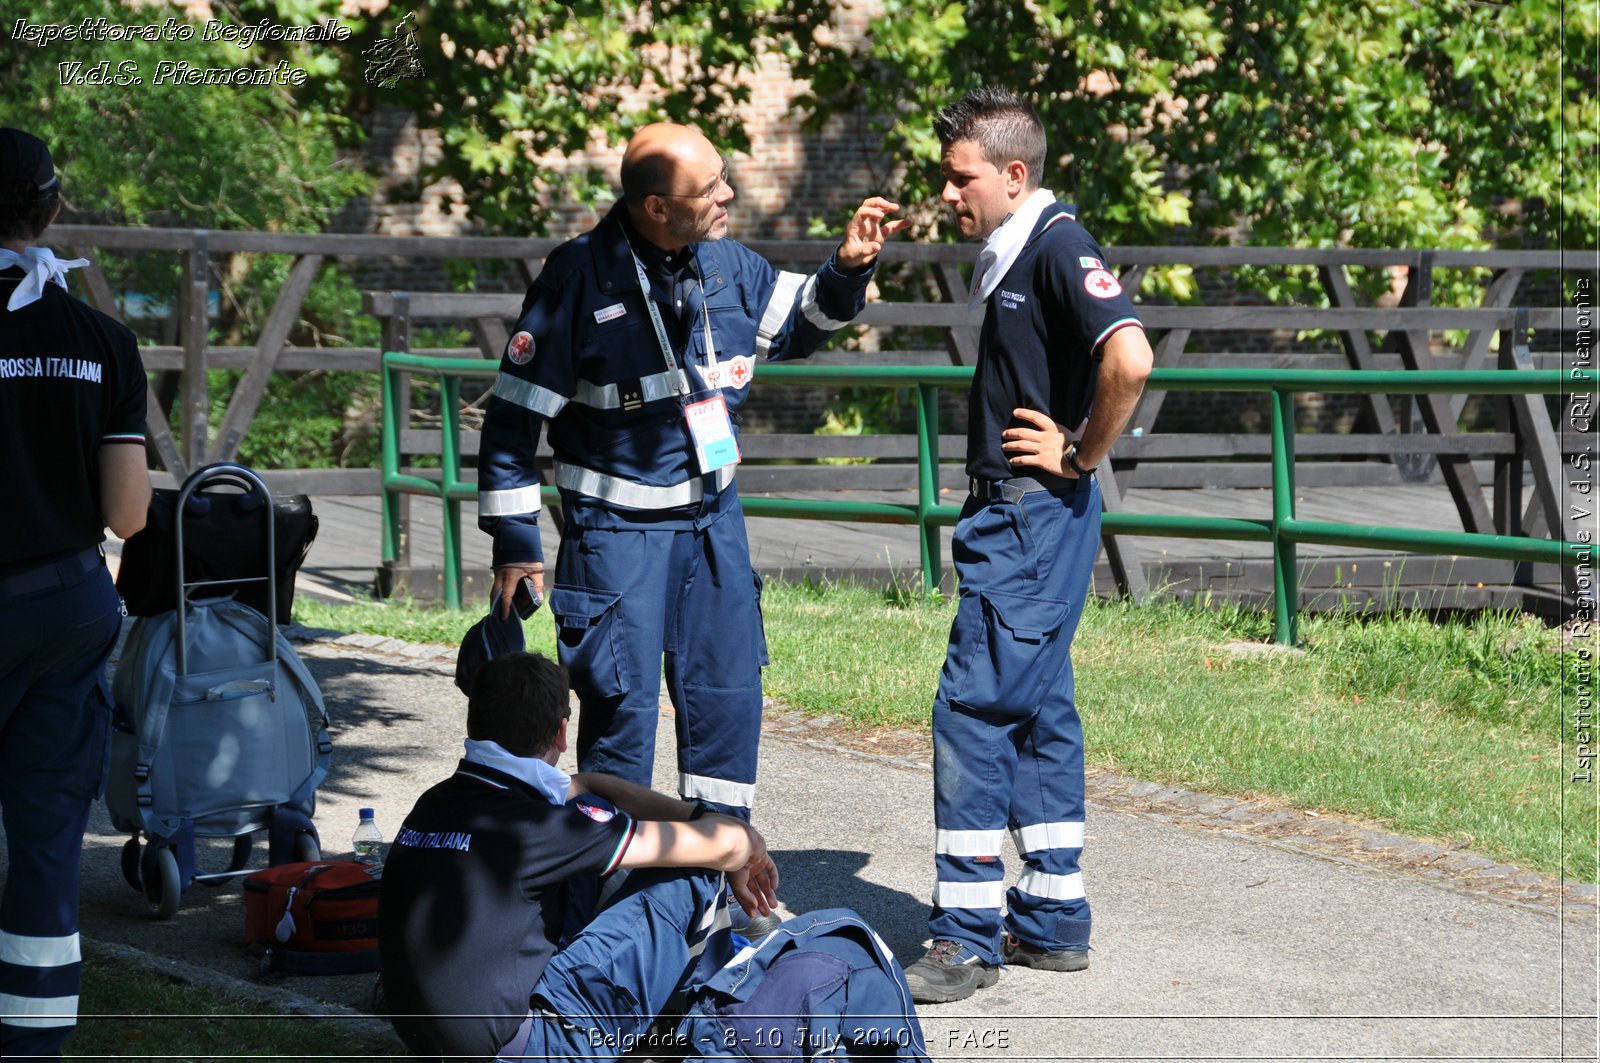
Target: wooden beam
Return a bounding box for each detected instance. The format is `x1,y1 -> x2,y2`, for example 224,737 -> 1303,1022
1389,255 -> 1495,534
210,253 -> 324,462
1318,264 -> 1399,435
48,224 -> 1591,272
182,232 -> 211,470
473,317 -> 510,362
1094,462 -> 1147,601
932,263 -> 980,366
1448,268 -> 1526,421
1500,310 -> 1572,595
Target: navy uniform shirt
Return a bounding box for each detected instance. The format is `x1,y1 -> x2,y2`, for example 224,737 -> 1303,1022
967,204 -> 1143,482
0,265 -> 147,574
378,761 -> 635,1059
478,201 -> 874,567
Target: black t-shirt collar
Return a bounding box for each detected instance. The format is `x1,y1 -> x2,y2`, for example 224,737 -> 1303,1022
618,207 -> 695,278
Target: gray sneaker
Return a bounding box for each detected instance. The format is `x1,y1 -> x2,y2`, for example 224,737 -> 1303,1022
1002,932 -> 1089,972
903,939 -> 999,1003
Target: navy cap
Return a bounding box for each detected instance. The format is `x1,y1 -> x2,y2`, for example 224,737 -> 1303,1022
455,593 -> 526,696
0,129 -> 58,196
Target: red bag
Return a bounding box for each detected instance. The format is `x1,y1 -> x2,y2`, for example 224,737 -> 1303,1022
243,860 -> 381,974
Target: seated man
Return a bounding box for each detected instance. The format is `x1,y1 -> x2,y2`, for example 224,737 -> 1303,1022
379,651 -> 778,1061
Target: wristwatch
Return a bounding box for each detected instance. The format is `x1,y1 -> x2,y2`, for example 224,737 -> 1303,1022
1065,443 -> 1097,478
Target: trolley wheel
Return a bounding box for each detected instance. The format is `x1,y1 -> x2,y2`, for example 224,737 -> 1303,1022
120,839 -> 143,892
293,832 -> 321,863
143,847 -> 181,920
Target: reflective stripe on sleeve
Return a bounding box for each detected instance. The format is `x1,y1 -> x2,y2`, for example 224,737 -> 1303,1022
1010,821 -> 1085,856
477,485 -> 543,517
753,270 -> 809,357
0,931 -> 79,969
799,275 -> 851,331
554,462 -> 734,510
1015,869 -> 1085,901
678,772 -> 755,810
573,369 -> 680,410
934,880 -> 1005,910
0,992 -> 78,1027
493,374 -> 568,417
935,829 -> 1005,858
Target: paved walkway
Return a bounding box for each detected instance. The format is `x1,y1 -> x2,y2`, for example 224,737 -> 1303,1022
296,483 -> 1568,612
35,627 -> 1597,1061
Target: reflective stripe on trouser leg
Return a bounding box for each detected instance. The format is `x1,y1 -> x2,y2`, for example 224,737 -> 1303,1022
929,680 -> 1020,965
518,869 -> 729,1061
0,569 -> 120,1057
1004,665 -> 1091,948
1004,484 -> 1101,951
664,510 -> 763,819
556,526 -> 673,788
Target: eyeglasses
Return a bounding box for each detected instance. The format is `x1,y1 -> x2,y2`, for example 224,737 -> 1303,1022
650,165 -> 730,203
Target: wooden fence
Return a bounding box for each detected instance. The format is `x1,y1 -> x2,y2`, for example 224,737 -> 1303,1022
46,225 -> 1593,601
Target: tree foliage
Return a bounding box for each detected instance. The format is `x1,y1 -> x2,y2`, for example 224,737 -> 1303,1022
10,1 -> 1592,251
5,0 -> 366,233
792,0 -> 1596,253
240,0 -> 1593,253
227,0 -> 832,234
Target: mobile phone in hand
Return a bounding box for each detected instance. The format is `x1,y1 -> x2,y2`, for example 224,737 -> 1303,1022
512,575 -> 542,620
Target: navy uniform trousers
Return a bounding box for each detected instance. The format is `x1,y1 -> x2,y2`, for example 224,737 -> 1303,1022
0,558 -> 122,1056
498,868 -> 730,1061
550,501 -> 766,819
928,479 -> 1101,963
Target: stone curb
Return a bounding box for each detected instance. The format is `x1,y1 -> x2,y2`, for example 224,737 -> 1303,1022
286,626 -> 1598,921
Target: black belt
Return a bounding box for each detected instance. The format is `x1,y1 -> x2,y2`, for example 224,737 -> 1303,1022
0,545 -> 103,600
969,472 -> 1079,504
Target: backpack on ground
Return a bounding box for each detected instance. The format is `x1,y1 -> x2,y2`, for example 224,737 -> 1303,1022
675,908 -> 931,1061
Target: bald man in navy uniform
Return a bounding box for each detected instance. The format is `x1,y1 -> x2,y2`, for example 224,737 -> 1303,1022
0,128 -> 151,1056
478,124 -> 906,827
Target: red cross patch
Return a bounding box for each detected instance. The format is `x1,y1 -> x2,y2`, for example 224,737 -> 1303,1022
507,331 -> 535,364
1083,270 -> 1122,299
728,356 -> 754,389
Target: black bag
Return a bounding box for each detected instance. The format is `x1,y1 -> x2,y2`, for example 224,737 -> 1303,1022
116,475 -> 318,622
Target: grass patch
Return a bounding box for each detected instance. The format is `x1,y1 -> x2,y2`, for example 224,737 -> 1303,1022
295,594 -> 558,658
69,957 -> 400,1060
294,582 -> 1591,881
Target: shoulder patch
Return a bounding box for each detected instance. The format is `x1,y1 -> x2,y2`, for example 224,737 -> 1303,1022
1083,269 -> 1123,299
575,797 -> 617,823
507,331 -> 535,364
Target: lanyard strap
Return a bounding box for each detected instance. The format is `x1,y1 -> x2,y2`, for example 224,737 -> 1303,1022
623,232 -> 717,397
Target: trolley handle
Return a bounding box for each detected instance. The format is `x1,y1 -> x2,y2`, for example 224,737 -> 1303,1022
173,462 -> 278,676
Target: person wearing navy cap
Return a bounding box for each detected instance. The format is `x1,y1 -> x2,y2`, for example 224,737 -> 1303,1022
0,128 -> 151,1055
900,89 -> 1153,1004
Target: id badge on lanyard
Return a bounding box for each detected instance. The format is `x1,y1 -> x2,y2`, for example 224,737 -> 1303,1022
685,394 -> 739,473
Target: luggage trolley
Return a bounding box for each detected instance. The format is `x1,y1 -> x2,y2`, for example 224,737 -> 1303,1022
106,463 -> 331,919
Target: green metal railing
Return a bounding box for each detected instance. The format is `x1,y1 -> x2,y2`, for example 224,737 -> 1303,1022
381,353 -> 1583,642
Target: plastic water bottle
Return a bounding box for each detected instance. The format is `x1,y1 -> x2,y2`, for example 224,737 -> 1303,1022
352,807 -> 385,865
